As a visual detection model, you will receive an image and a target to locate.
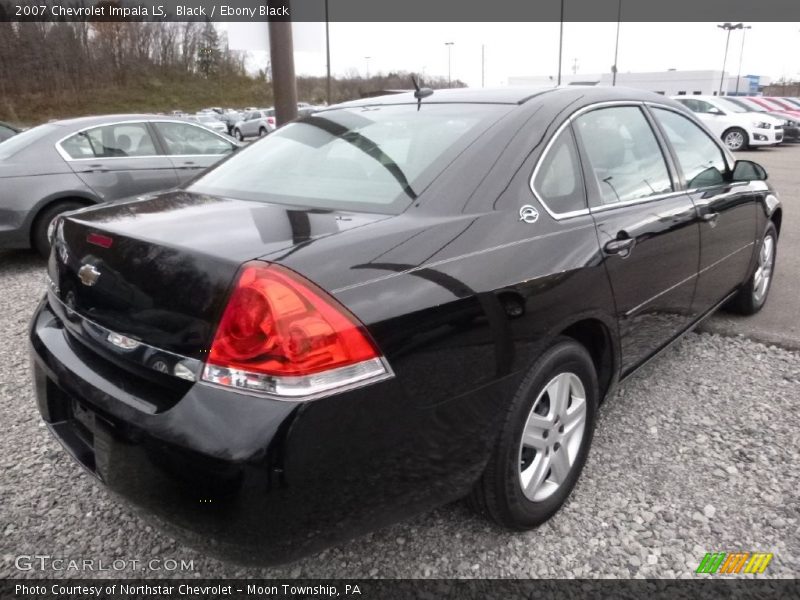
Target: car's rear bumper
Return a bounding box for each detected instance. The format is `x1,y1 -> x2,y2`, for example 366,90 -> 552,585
29,296 -> 508,564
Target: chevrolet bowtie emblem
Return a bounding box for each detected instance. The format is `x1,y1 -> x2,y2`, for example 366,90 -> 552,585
78,264 -> 101,287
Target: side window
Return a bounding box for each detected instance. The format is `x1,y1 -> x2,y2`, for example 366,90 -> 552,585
60,132 -> 95,159
154,122 -> 235,156
60,123 -> 157,159
652,108 -> 727,189
84,123 -> 157,158
532,127 -> 586,214
573,106 -> 673,207
695,100 -> 718,114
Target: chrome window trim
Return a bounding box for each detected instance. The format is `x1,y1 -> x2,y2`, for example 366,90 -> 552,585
54,118 -> 235,162
529,99 -> 738,221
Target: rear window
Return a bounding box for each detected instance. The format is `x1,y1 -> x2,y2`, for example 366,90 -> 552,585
0,123 -> 60,160
187,103 -> 511,213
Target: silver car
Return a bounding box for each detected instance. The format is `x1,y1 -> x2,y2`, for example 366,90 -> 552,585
232,109 -> 275,140
187,113 -> 230,136
0,114 -> 240,256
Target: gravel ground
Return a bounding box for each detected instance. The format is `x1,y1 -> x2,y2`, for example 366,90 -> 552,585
1,250 -> 798,579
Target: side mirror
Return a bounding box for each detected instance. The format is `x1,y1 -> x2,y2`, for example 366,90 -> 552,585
732,160 -> 767,182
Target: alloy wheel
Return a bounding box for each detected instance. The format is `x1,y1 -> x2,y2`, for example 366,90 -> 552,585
518,372 -> 587,502
753,234 -> 775,304
725,130 -> 745,151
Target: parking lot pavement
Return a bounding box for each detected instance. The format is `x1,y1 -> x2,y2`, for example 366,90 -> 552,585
700,144 -> 800,350
1,145 -> 799,579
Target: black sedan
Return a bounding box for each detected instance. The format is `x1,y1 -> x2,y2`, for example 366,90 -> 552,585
29,87 -> 781,565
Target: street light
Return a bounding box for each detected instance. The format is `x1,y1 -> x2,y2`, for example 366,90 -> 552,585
717,22 -> 743,96
557,0 -> 564,85
734,25 -> 752,96
444,42 -> 455,86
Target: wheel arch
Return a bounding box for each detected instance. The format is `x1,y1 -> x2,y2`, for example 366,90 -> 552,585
558,317 -> 618,403
27,193 -> 98,246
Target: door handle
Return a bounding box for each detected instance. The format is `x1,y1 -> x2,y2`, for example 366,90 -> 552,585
604,237 -> 636,257
701,212 -> 719,226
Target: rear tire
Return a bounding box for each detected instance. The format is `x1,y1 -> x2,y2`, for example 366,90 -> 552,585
234,128 -> 244,141
723,127 -> 749,151
468,337 -> 598,529
258,127 -> 267,137
727,222 -> 777,315
32,200 -> 87,258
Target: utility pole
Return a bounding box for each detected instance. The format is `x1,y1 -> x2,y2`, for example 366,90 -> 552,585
445,42 -> 454,86
717,22 -> 743,96
481,44 -> 485,88
325,0 -> 331,105
364,56 -> 371,79
557,0 -> 564,85
269,16 -> 298,126
612,0 -> 621,86
572,58 -> 578,75
734,25 -> 751,96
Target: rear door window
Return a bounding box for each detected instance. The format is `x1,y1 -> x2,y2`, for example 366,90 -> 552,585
573,106 -> 673,207
154,122 -> 235,156
62,123 -> 158,159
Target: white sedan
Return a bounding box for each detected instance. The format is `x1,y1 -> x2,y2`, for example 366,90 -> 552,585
671,96 -> 783,151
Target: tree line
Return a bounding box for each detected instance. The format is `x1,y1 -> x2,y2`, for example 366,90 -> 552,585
0,21 -> 465,124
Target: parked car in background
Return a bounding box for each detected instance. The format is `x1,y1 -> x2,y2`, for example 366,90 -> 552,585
29,87 -> 781,565
0,115 -> 240,255
297,105 -> 324,117
0,121 -> 21,142
724,97 -> 800,143
672,96 -> 783,150
232,109 -> 274,140
219,110 -> 242,135
186,113 -> 229,136
759,97 -> 800,116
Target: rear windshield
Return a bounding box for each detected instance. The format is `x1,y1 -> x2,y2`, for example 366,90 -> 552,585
0,123 -> 60,160
187,103 -> 511,213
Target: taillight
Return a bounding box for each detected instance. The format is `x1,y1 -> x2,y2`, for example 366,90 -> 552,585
267,117 -> 275,125
202,262 -> 391,399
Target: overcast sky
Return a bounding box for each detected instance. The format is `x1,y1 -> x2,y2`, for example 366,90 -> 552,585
222,22 -> 800,86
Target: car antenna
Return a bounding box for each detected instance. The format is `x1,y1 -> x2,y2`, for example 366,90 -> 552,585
411,74 -> 433,111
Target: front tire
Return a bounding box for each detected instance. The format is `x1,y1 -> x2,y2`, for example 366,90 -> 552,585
727,222 -> 777,315
234,128 -> 244,141
469,337 -> 598,529
723,127 -> 749,151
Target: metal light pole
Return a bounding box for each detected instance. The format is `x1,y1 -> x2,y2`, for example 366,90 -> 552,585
557,0 -> 564,85
324,0 -> 331,105
734,25 -> 751,96
611,0 -> 622,86
445,42 -> 454,86
717,22 -> 743,96
481,44 -> 485,88
364,56 -> 371,79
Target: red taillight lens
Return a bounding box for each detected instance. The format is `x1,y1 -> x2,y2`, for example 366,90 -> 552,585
267,117 -> 275,125
206,263 -> 380,378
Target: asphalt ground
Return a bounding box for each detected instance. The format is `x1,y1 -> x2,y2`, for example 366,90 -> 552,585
0,145 -> 798,579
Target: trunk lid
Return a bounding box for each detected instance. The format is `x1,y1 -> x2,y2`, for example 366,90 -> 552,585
49,190 -> 389,360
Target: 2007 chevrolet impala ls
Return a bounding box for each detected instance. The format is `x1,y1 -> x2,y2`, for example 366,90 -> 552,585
29,87 -> 781,564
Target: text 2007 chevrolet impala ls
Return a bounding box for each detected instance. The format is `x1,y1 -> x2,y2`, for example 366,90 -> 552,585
30,87 -> 781,564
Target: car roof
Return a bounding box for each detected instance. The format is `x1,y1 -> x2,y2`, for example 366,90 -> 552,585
327,86 -> 685,111
50,114 -> 162,128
